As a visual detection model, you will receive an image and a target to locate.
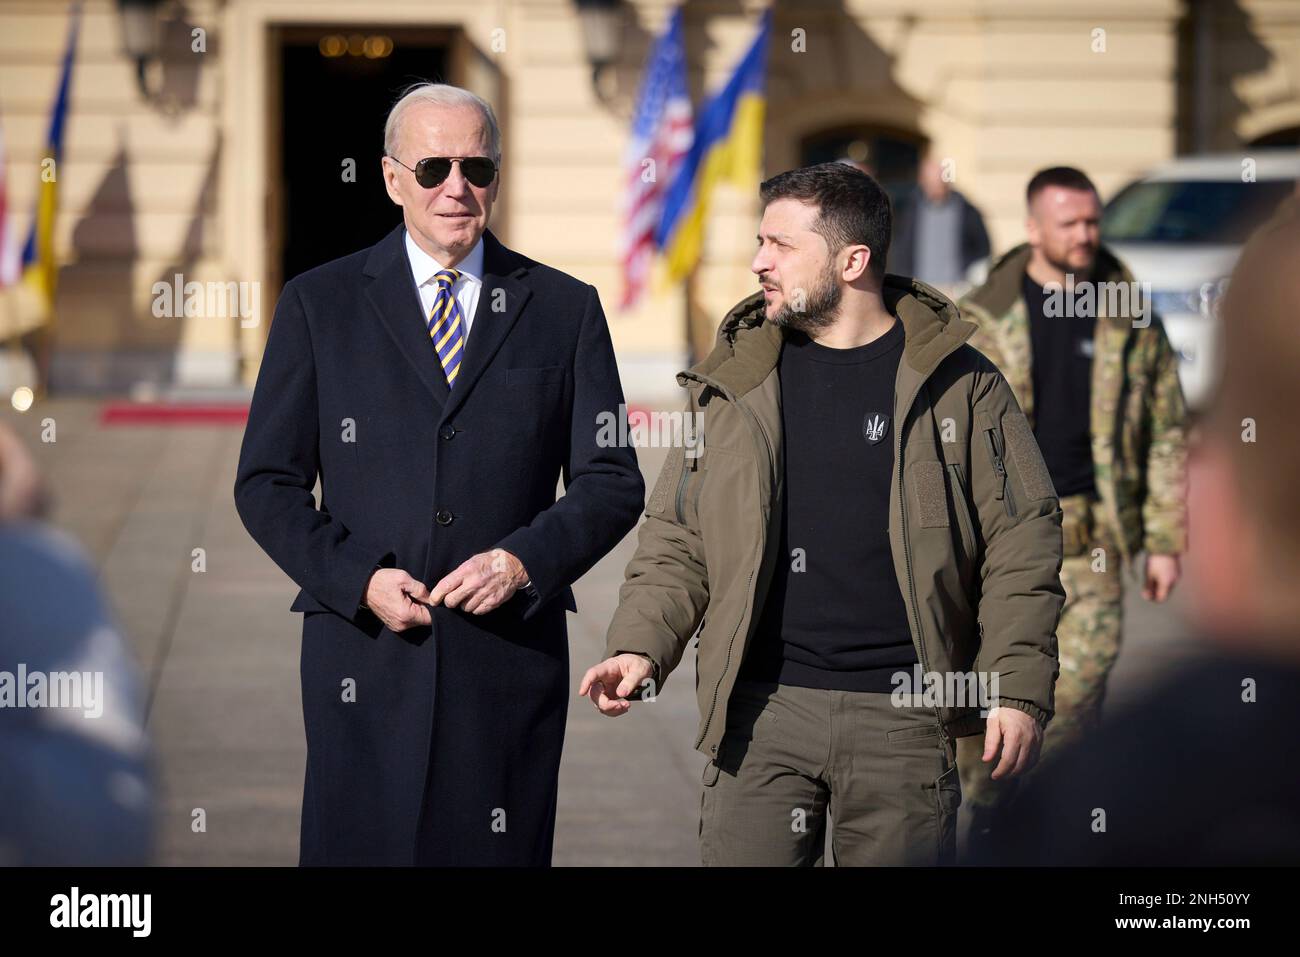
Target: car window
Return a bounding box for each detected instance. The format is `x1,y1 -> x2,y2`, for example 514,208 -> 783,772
1102,179 -> 1294,244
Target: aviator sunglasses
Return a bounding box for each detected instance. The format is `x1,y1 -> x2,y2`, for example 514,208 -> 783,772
387,154 -> 498,189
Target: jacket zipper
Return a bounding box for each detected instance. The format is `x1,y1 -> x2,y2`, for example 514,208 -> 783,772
674,457 -> 691,524
984,428 -> 1017,518
683,373 -> 773,754
896,386 -> 947,753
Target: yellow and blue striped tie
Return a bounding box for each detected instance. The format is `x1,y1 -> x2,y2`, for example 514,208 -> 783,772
428,269 -> 465,387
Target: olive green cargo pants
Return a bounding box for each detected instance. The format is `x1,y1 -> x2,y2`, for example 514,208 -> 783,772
699,679 -> 961,866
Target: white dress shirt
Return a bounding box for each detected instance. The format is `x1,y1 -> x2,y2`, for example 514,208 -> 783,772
405,229 -> 485,344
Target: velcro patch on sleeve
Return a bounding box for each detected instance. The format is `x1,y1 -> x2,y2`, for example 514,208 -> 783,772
647,447 -> 685,516
1001,410 -> 1057,501
910,460 -> 949,528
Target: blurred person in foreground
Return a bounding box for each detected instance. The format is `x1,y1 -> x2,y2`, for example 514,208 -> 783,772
957,167 -> 1187,854
981,192 -> 1300,865
0,421 -> 154,865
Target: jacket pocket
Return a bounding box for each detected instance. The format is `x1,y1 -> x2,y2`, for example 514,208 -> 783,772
908,460 -> 949,529
646,446 -> 686,519
981,422 -> 1018,519
1000,409 -> 1056,503
674,455 -> 692,524
290,588 -> 331,615
946,462 -> 979,562
506,365 -> 565,386
702,759 -> 720,786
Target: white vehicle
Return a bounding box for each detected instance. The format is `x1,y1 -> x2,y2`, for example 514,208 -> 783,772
1102,150 -> 1300,410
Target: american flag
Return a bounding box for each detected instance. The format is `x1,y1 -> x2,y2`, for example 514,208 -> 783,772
619,7 -> 692,311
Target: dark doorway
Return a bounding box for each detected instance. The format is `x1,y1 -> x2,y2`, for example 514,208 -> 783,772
276,27 -> 451,284
800,126 -> 925,209
1250,127 -> 1300,148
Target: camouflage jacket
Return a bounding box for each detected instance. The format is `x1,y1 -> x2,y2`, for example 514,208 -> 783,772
958,243 -> 1187,561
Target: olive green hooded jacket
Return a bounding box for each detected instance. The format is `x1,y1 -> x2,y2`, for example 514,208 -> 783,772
604,277 -> 1065,762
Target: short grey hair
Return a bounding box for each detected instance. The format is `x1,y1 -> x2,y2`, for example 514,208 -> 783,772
383,83 -> 501,163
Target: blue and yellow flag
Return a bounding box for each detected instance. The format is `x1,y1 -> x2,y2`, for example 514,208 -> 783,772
21,2 -> 81,315
656,8 -> 771,282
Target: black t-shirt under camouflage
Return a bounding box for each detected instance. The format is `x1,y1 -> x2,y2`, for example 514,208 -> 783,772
1023,273 -> 1097,498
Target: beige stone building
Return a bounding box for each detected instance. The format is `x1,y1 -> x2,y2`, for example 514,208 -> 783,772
1,0 -> 1298,399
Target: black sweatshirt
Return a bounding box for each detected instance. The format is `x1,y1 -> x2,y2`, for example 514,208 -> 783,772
740,319 -> 918,693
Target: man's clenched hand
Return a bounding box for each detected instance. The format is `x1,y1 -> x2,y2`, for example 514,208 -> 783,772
364,568 -> 433,632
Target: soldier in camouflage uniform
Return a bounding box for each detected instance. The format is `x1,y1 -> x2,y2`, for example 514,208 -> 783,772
956,167 -> 1187,851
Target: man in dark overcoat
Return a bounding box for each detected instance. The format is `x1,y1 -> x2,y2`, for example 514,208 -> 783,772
234,83 -> 643,865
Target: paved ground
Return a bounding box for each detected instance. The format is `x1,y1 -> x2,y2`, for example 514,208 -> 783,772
1,397 -> 1205,865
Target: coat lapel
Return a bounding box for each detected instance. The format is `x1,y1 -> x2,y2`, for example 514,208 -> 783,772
363,224 -> 450,405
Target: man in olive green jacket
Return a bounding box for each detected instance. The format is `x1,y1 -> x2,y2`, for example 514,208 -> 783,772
581,163 -> 1064,866
957,167 -> 1187,845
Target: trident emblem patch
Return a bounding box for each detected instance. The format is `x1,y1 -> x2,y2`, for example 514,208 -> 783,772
863,412 -> 890,445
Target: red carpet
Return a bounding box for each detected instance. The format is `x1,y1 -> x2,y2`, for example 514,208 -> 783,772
100,402 -> 250,426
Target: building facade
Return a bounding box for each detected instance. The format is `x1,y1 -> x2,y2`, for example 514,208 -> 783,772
1,0 -> 1298,398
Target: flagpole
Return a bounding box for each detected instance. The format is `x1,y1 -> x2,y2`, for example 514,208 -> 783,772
660,5 -> 771,371
683,265 -> 697,368
33,319 -> 51,400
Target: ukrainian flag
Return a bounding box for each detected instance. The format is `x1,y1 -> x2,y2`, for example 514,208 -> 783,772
656,8 -> 771,282
20,2 -> 81,315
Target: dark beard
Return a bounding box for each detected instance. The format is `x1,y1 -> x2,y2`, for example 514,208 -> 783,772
770,262 -> 842,333
1044,246 -> 1097,280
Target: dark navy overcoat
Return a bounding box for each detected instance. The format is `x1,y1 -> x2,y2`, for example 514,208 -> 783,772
234,225 -> 643,865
